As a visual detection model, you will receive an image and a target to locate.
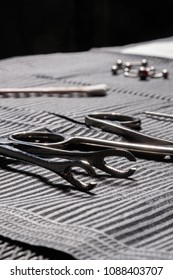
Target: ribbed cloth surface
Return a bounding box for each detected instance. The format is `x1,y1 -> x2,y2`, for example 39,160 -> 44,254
0,47 -> 173,259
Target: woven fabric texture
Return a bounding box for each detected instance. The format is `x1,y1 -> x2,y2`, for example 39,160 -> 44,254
0,48 -> 173,259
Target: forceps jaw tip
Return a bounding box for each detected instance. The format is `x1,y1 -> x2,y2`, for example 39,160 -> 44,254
0,143 -> 97,192
62,160 -> 97,191
93,149 -> 136,178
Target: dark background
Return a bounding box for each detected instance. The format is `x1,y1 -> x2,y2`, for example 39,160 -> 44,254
0,0 -> 173,59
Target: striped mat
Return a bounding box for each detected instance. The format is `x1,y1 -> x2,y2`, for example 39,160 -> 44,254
0,48 -> 173,259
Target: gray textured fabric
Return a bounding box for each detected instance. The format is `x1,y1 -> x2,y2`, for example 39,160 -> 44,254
0,48 -> 173,259
0,238 -> 48,260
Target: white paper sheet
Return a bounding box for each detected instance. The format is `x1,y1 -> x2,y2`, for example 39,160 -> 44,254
121,39 -> 173,58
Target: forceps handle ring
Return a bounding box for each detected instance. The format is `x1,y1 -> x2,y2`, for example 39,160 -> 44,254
85,112 -> 173,146
86,112 -> 141,130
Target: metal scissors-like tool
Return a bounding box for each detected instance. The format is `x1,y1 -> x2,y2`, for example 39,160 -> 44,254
84,112 -> 173,159
2,111 -> 172,191
17,112 -> 173,160
0,130 -> 136,191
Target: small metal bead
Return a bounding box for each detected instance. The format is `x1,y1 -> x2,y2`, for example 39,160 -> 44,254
124,67 -> 130,72
141,59 -> 148,67
149,66 -> 155,72
162,69 -> 169,79
116,59 -> 123,69
125,62 -> 131,69
111,65 -> 118,75
138,66 -> 149,80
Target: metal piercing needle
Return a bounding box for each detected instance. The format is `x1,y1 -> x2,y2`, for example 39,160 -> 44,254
143,111 -> 173,119
0,84 -> 108,96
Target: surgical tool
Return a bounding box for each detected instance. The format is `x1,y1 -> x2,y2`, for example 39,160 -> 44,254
13,112 -> 173,159
0,84 -> 108,97
8,132 -> 137,178
10,111 -> 173,160
84,112 -> 173,159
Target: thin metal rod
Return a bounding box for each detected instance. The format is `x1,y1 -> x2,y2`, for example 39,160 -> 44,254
144,111 -> 173,119
0,84 -> 108,96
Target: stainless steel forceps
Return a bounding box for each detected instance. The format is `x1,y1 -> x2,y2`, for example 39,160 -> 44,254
0,124 -> 138,191
8,131 -> 136,178
85,112 -> 173,159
